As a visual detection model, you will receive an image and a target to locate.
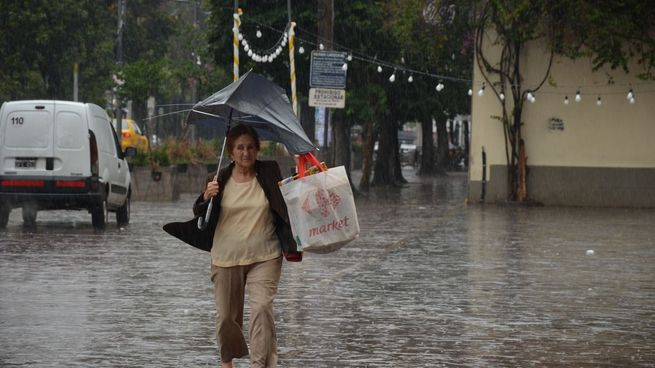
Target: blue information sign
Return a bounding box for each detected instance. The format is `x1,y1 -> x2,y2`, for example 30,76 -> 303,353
309,51 -> 347,89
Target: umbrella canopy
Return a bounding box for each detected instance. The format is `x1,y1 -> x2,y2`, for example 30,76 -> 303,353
186,70 -> 316,155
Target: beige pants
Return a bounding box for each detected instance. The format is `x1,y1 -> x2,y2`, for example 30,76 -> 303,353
211,256 -> 282,367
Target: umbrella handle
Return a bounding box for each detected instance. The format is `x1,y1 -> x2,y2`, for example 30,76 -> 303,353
197,199 -> 213,230
196,112 -> 232,231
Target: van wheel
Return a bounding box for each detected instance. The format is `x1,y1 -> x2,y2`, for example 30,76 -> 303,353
22,204 -> 37,226
116,196 -> 130,226
0,205 -> 10,228
91,200 -> 107,229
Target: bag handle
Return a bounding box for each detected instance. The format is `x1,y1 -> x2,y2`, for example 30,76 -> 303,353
297,153 -> 325,178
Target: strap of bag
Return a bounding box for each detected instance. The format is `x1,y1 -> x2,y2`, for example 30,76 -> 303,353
297,152 -> 325,178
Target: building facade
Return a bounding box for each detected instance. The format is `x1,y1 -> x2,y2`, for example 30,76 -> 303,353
467,38 -> 655,207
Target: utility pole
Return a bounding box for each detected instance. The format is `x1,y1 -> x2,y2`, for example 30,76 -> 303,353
115,0 -> 126,146
317,0 -> 334,153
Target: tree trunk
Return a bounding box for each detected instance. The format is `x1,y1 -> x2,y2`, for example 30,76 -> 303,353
516,139 -> 528,201
417,116 -> 435,175
317,0 -> 334,46
332,112 -> 350,172
434,114 -> 449,175
299,98 -> 315,144
373,115 -> 395,186
359,119 -> 376,191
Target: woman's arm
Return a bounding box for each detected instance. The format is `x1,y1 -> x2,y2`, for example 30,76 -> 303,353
193,173 -> 219,216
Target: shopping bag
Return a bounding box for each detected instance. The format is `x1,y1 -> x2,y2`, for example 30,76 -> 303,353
279,156 -> 360,253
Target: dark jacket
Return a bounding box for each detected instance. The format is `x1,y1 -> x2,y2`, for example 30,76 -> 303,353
163,160 -> 302,262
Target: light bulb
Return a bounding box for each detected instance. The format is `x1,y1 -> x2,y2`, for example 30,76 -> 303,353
347,54 -> 352,61
244,44 -> 250,52
564,96 -> 569,105
377,65 -> 382,73
526,91 -> 533,101
627,89 -> 634,100
575,91 -> 581,102
477,82 -> 485,96
256,29 -> 262,38
629,97 -> 635,104
436,82 -> 444,92
319,43 -> 324,50
241,39 -> 248,47
389,73 -> 396,83
298,46 -> 305,54
238,33 -> 243,41
408,75 -> 413,83
499,92 -> 505,101
468,88 -> 472,96
247,50 -> 253,57
342,63 -> 348,71
596,96 -> 602,106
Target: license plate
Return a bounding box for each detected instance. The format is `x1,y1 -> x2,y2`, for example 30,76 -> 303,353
15,158 -> 37,169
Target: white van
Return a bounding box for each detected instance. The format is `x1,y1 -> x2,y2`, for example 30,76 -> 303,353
0,100 -> 135,228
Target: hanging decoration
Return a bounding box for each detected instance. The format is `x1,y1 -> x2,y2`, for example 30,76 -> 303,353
239,22 -> 289,65
232,18 -> 654,105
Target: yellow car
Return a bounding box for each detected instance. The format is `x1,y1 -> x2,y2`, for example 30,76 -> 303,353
112,118 -> 149,153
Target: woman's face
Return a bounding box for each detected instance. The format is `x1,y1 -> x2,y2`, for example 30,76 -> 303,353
230,134 -> 259,170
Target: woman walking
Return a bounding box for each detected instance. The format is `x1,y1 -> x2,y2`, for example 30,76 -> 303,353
194,124 -> 301,367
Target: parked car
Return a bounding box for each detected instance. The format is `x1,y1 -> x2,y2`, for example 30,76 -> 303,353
0,100 -> 136,228
400,143 -> 417,166
112,118 -> 149,153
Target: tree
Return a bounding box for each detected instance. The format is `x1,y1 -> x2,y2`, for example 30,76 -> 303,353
334,0 -> 399,188
0,0 -> 114,103
473,0 -> 655,201
383,0 -> 473,177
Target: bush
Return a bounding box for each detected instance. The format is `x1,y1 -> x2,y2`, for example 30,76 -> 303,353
128,150 -> 149,166
163,138 -> 193,165
191,139 -> 218,163
150,144 -> 171,168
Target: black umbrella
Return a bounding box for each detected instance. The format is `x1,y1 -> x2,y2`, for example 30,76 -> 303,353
186,70 -> 315,154
185,70 -> 316,229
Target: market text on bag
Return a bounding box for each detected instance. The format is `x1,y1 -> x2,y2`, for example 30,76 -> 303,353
308,216 -> 350,237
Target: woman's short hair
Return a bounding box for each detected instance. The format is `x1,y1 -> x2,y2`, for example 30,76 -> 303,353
226,124 -> 260,153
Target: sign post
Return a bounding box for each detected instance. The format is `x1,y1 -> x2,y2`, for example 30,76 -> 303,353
309,50 -> 347,148
309,51 -> 347,109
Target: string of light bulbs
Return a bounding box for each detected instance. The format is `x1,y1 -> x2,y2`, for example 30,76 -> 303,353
236,17 -> 654,105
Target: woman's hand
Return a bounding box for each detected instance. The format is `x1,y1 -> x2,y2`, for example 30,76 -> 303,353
203,176 -> 219,201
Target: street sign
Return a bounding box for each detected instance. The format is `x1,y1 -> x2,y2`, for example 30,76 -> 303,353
310,51 -> 347,89
309,88 -> 346,108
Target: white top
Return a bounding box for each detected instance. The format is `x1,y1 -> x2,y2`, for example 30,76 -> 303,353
211,177 -> 281,267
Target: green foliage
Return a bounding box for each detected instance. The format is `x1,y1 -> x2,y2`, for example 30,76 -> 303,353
149,144 -> 171,168
128,149 -> 150,167
0,0 -> 114,102
129,138 -> 222,168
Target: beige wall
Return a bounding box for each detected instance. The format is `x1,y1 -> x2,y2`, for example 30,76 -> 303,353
468,37 -> 655,206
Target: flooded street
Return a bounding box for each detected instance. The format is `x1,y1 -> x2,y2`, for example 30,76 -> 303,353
1,170 -> 654,367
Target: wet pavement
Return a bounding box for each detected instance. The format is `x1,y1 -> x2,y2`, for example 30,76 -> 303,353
1,169 -> 654,367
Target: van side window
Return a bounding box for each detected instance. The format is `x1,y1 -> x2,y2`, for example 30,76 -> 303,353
109,123 -> 124,159
94,117 -> 113,155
